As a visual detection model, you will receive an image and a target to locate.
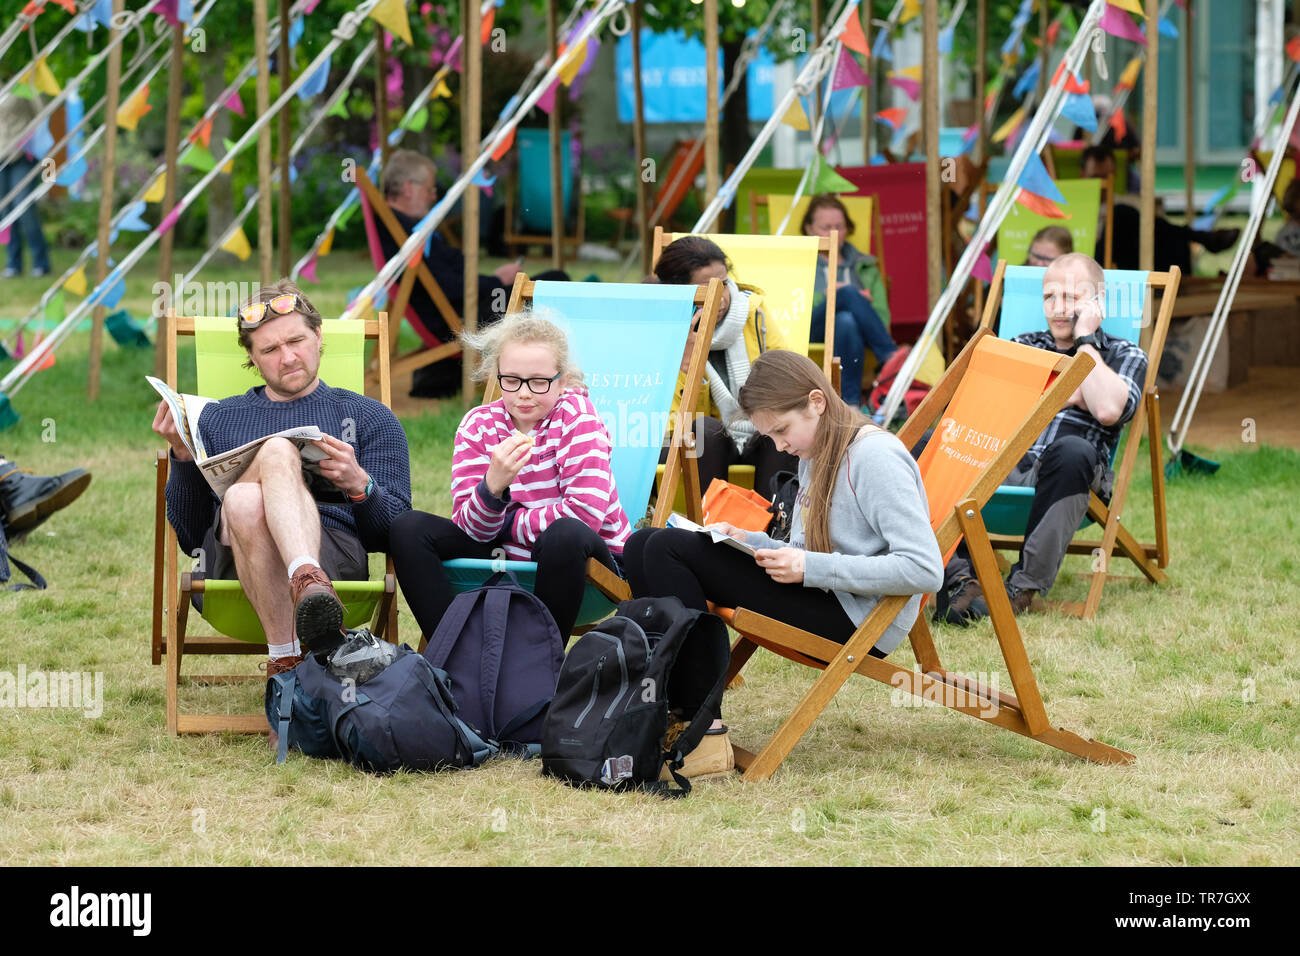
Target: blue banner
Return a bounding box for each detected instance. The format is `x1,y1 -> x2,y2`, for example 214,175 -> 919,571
616,28 -> 776,124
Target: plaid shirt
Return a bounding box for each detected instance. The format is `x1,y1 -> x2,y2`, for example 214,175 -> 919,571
1012,329 -> 1147,467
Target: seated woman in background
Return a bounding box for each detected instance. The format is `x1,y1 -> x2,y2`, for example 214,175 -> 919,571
654,235 -> 797,500
623,350 -> 944,779
801,194 -> 897,410
1025,225 -> 1073,266
388,310 -> 629,639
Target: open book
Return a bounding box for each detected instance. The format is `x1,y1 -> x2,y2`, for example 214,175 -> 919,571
666,512 -> 758,556
148,376 -> 339,502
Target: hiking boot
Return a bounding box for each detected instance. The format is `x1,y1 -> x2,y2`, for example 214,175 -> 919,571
1005,581 -> 1037,615
0,463 -> 92,536
934,576 -> 988,626
264,654 -> 303,677
290,565 -> 345,656
660,725 -> 734,782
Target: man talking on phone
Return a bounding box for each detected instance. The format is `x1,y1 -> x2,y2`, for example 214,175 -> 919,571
152,281 -> 411,674
939,253 -> 1147,623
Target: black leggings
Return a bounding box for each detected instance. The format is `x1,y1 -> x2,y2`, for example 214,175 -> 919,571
389,512 -> 619,639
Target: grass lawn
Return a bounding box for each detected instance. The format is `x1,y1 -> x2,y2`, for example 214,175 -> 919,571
0,248 -> 1297,866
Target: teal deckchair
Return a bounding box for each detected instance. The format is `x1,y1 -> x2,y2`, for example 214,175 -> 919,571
152,315 -> 397,735
504,128 -> 584,255
438,274 -> 722,635
977,261 -> 1178,618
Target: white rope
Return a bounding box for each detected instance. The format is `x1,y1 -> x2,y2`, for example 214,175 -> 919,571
1165,78 -> 1300,457
876,0 -> 1109,427
0,0 -> 106,106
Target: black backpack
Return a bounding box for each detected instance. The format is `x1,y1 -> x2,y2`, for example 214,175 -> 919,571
541,596 -> 730,796
422,571 -> 565,751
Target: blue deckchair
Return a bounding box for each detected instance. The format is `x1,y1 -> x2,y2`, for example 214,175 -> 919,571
977,261 -> 1179,618
504,128 -> 585,255
439,275 -> 722,634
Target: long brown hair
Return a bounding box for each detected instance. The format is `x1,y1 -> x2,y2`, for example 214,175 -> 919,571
738,350 -> 867,554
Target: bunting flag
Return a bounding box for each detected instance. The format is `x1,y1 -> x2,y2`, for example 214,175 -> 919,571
1115,56 -> 1143,91
481,5 -> 495,45
402,105 -> 429,132
557,39 -> 588,87
224,89 -> 246,117
0,225 -> 8,244
1107,0 -> 1144,14
117,201 -> 150,232
812,157 -> 856,195
971,242 -> 993,282
991,106 -> 1026,143
299,53 -> 332,99
370,0 -> 413,46
181,144 -> 216,172
29,121 -> 54,159
875,107 -> 908,131
11,83 -> 33,100
470,169 -> 495,197
386,60 -> 403,100
938,25 -> 955,55
781,99 -> 810,131
1156,16 -> 1177,38
1110,106 -> 1127,142
872,31 -> 892,63
299,255 -> 319,283
317,227 -> 334,256
432,78 -> 452,99
221,226 -> 252,261
841,9 -> 870,56
44,289 -> 65,325
98,269 -> 126,310
1099,4 -> 1146,45
1045,21 -> 1060,47
1013,60 -> 1040,100
117,85 -> 152,130
21,58 -> 61,96
888,76 -> 920,101
833,50 -> 870,91
327,96 -> 350,119
1017,153 -> 1067,206
187,116 -> 213,149
143,174 -> 166,203
337,202 -> 358,230
1288,35 -> 1300,62
220,138 -> 237,174
64,265 -> 87,296
899,0 -> 921,26
31,334 -> 56,373
537,78 -> 559,114
1016,188 -> 1068,219
1062,92 -> 1098,132
288,12 -> 305,47
489,124 -> 516,161
444,35 -> 463,72
1050,60 -> 1090,94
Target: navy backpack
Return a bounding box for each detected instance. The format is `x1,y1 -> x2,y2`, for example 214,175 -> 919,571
422,571 -> 565,751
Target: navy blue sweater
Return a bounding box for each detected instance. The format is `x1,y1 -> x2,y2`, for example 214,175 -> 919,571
164,381 -> 411,555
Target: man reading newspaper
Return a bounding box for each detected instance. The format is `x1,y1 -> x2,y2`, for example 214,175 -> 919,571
151,281 -> 411,675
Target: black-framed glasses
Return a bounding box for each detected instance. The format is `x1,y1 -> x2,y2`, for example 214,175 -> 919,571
498,371 -> 562,394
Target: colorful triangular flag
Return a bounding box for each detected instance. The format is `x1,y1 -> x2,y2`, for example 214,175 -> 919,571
812,158 -> 856,195
181,144 -> 216,173
841,10 -> 870,56
1061,92 -> 1098,132
318,226 -> 334,256
490,125 -> 516,162
22,58 -> 61,97
557,39 -> 588,87
1111,106 -> 1128,142
299,53 -> 332,99
142,173 -> 166,203
299,255 -> 319,283
1016,188 -> 1068,219
537,79 -> 559,114
327,96 -> 350,119
432,78 -> 452,99
832,50 -> 870,91
369,0 -> 413,46
117,84 -> 152,131
1107,0 -> 1144,14
1287,35 -> 1300,62
875,107 -> 908,131
781,99 -> 810,131
221,226 -> 252,261
225,89 -> 246,117
1017,153 -> 1067,206
187,116 -> 213,149
402,105 -> 428,132
1116,57 -> 1143,91
117,201 -> 150,232
900,0 -> 921,26
64,265 -> 87,296
888,75 -> 920,101
1099,4 -> 1146,45
991,107 -> 1026,143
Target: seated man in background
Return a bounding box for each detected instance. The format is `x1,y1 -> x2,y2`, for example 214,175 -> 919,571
152,281 -> 411,674
380,149 -> 569,397
939,253 -> 1146,624
1082,145 -> 1237,274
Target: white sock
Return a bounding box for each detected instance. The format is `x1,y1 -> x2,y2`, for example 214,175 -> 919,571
268,639 -> 301,659
286,556 -> 320,580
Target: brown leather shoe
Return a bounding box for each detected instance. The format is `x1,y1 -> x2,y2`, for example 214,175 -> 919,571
265,654 -> 303,677
1005,582 -> 1037,615
290,564 -> 345,655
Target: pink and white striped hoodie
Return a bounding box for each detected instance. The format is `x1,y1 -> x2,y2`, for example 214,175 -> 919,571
451,388 -> 632,560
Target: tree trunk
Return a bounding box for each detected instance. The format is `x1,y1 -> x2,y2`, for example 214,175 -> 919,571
204,44 -> 234,250
720,36 -> 750,233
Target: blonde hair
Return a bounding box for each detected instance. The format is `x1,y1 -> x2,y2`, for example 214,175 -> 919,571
461,307 -> 584,391
738,350 -> 867,554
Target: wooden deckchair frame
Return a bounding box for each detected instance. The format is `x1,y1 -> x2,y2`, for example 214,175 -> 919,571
151,314 -> 398,736
356,168 -> 464,383
720,329 -> 1133,780
977,259 -> 1178,619
476,273 -> 721,608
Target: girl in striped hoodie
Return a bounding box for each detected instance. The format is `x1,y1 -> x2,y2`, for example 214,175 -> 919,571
389,310 -> 630,638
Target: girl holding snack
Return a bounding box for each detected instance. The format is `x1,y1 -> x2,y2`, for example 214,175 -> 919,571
389,310 -> 629,638
623,350 -> 943,778
654,235 -> 798,498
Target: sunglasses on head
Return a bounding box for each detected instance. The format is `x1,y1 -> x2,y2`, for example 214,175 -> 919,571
239,292 -> 302,329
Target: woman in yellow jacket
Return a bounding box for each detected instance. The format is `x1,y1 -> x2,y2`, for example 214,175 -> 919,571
655,235 -> 798,498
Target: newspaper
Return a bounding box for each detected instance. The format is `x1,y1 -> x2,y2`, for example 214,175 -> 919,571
666,512 -> 758,556
148,376 -> 335,501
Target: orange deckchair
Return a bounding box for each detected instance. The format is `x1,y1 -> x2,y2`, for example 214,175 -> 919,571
719,329 -> 1133,781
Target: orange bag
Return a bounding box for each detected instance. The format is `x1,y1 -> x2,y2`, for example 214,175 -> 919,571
701,478 -> 772,532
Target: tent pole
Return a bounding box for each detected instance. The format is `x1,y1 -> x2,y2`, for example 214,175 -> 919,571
279,0 -> 293,278
704,0 -> 720,232
631,0 -> 650,274
1183,0 -> 1195,225
1037,0 -> 1049,104
548,0 -> 566,269
976,0 -> 987,164
157,18 -> 185,377
376,24 -> 390,172
862,3 -> 872,165
1140,0 -> 1159,272
88,0 -> 124,402
924,0 -> 941,308
463,0 -> 483,407
255,0 -> 273,285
